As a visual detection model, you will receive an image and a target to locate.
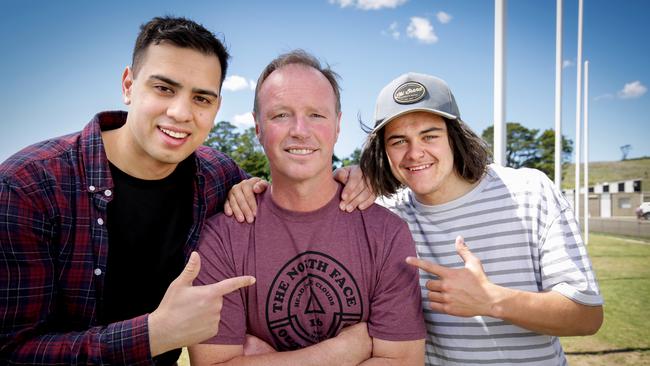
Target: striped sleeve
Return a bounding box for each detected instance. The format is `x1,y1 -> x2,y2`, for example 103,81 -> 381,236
540,206 -> 603,305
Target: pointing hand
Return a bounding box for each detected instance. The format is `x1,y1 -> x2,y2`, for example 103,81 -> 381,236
148,252 -> 256,356
406,236 -> 496,317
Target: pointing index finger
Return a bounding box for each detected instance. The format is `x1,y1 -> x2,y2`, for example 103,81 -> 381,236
406,256 -> 450,277
212,275 -> 257,296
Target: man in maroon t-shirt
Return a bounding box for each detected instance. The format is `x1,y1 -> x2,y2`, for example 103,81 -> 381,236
189,50 -> 425,365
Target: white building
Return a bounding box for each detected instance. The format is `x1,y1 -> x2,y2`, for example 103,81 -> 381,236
564,178 -> 645,217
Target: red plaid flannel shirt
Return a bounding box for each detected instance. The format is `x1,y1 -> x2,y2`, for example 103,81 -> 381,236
0,111 -> 247,364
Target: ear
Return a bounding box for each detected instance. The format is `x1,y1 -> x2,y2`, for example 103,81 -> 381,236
121,66 -> 134,105
253,112 -> 262,139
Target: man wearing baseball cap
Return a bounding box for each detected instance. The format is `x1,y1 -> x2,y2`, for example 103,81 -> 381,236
360,72 -> 604,365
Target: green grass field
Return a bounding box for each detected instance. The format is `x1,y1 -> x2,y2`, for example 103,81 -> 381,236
179,232 -> 650,365
562,233 -> 650,365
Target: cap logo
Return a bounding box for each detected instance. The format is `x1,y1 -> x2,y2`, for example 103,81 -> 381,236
393,81 -> 426,104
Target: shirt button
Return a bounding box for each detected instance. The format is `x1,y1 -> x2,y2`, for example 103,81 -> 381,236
94,268 -> 102,276
89,185 -> 96,192
104,190 -> 112,197
97,218 -> 104,225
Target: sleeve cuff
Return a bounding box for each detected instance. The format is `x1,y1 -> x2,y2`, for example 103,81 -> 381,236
551,282 -> 604,306
100,314 -> 154,365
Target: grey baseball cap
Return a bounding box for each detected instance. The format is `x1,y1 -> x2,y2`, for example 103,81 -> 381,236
372,72 -> 462,133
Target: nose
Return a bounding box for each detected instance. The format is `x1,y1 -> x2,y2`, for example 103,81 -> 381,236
166,97 -> 193,123
289,115 -> 310,139
406,141 -> 425,160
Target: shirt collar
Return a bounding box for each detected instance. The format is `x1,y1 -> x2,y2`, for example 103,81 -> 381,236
79,111 -> 126,193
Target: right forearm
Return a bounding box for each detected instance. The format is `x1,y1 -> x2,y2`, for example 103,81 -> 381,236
490,286 -> 603,336
191,323 -> 372,366
3,316 -> 152,365
195,337 -> 365,366
226,341 -> 346,366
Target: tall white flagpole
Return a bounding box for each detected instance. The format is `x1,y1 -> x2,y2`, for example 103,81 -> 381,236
583,60 -> 590,244
494,0 -> 506,166
554,0 -> 563,189
574,0 -> 584,221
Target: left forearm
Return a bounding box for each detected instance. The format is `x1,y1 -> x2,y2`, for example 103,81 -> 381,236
489,286 -> 603,336
359,339 -> 424,366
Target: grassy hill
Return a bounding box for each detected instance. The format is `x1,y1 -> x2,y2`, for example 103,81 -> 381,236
561,157 -> 650,190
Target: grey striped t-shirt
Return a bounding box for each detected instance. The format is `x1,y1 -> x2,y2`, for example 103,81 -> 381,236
381,164 -> 603,366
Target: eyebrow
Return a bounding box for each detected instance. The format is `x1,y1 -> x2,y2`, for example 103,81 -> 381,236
150,74 -> 220,99
386,126 -> 444,141
419,127 -> 444,134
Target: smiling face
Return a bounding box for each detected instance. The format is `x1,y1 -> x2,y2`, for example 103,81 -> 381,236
384,111 -> 469,205
255,64 -> 341,185
118,43 -> 222,177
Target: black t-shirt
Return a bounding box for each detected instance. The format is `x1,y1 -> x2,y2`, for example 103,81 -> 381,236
99,159 -> 194,365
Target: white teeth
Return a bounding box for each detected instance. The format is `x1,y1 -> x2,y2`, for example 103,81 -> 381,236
160,127 -> 188,139
408,164 -> 431,171
288,149 -> 314,155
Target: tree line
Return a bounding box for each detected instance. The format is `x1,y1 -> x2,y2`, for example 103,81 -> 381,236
482,123 -> 572,180
203,121 -> 572,182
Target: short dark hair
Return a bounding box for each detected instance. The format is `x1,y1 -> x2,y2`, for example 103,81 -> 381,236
132,16 -> 230,88
359,117 -> 491,197
253,49 -> 341,115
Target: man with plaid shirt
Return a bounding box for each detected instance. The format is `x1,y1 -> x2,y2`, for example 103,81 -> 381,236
0,16 -> 256,365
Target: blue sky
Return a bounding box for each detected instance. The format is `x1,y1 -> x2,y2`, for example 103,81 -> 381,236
1,0 -> 648,164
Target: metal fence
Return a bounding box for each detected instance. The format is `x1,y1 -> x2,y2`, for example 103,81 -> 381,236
586,218 -> 650,239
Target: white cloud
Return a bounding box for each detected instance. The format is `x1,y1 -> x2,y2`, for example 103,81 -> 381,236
618,80 -> 647,99
223,75 -> 255,92
329,0 -> 407,10
436,11 -> 452,24
562,59 -> 574,68
329,0 -> 355,7
594,93 -> 614,101
382,22 -> 400,40
407,17 -> 438,44
232,112 -> 255,128
249,80 -> 257,91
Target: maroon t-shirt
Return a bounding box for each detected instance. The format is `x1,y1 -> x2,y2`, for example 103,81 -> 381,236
195,186 -> 425,350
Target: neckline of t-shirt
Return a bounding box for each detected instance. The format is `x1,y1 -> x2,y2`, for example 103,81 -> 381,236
408,165 -> 496,213
107,158 -> 194,189
263,183 -> 342,223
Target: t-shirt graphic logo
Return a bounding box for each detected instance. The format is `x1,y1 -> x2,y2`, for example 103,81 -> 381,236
265,251 -> 363,350
305,292 -> 325,314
